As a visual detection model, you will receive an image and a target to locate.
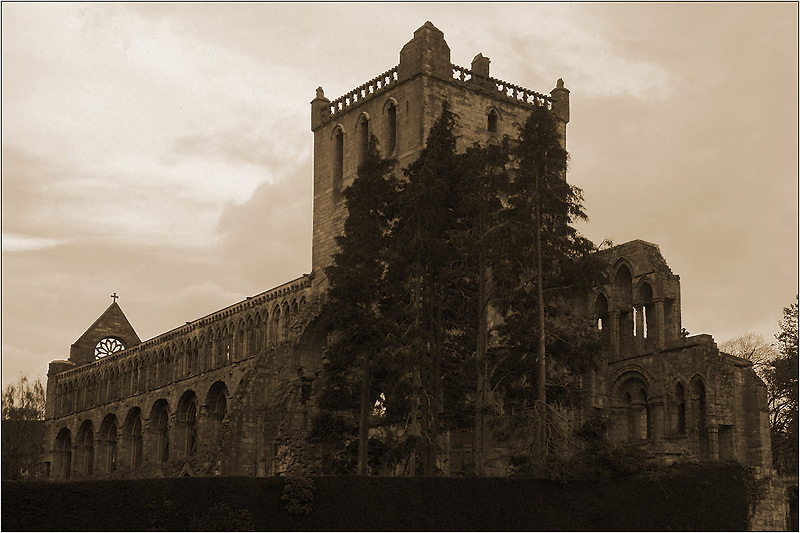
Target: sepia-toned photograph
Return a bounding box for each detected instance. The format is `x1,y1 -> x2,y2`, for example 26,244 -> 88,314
2,2 -> 797,531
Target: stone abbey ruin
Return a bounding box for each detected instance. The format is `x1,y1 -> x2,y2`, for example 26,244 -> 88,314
44,23 -> 774,484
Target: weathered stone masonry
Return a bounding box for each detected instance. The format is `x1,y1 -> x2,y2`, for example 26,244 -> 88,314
42,23 -> 788,526
45,275 -> 317,479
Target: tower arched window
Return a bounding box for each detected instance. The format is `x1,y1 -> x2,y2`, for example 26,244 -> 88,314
333,126 -> 344,201
487,109 -> 499,133
385,101 -> 397,154
358,114 -> 370,164
674,383 -> 686,434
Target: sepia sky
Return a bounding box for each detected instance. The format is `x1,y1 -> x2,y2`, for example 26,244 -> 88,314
2,2 -> 797,388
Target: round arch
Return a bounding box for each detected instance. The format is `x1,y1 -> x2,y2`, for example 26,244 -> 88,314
53,427 -> 72,480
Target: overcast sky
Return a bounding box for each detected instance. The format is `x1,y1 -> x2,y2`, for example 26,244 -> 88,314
2,2 -> 797,388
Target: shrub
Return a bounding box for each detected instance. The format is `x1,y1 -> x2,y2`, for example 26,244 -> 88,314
281,476 -> 316,516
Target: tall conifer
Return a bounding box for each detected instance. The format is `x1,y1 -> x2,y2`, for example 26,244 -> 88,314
311,136 -> 397,474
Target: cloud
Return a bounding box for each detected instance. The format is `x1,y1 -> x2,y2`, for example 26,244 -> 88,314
2,233 -> 68,252
214,161 -> 313,293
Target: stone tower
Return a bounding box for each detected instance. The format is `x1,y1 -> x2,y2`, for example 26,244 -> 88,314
310,21 -> 570,281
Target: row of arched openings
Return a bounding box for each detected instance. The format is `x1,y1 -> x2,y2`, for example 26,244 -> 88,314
332,101 -> 502,200
55,297 -> 303,416
333,102 -> 398,201
594,263 -> 675,355
615,373 -> 708,457
52,381 -> 228,480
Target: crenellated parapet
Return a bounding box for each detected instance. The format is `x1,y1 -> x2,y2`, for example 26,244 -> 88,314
314,62 -> 552,131
451,63 -> 552,109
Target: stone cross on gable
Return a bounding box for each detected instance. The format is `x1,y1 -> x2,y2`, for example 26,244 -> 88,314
111,292 -> 119,303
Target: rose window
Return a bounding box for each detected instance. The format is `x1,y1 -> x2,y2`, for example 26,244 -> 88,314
95,337 -> 125,359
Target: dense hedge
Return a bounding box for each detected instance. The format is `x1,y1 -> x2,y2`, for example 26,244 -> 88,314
2,463 -> 753,531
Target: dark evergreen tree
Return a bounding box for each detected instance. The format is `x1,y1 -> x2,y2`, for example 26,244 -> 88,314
450,139 -> 513,474
491,105 -> 604,470
310,136 -> 398,474
313,103 -> 604,477
388,101 -> 464,475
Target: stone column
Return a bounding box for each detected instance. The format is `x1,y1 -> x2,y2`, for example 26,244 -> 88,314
610,311 -> 621,359
708,425 -> 719,461
198,405 -> 215,455
649,398 -> 665,443
653,298 -> 666,351
687,394 -> 699,456
632,400 -> 647,440
634,304 -> 645,354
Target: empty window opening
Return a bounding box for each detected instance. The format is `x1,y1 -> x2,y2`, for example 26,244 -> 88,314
79,422 -> 94,477
54,428 -> 72,480
386,102 -> 397,153
207,381 -> 228,442
100,416 -> 118,474
488,109 -> 498,133
333,127 -> 344,201
675,383 -> 686,434
359,115 -> 370,164
178,391 -> 199,459
151,401 -> 170,464
123,409 -> 143,470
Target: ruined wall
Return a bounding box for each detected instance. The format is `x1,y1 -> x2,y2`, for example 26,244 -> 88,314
591,240 -> 772,470
750,473 -> 793,531
44,275 -> 317,480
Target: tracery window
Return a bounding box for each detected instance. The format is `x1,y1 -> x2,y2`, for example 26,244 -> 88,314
95,337 -> 125,359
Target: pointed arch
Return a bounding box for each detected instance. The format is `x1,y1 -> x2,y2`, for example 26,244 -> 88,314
149,399 -> 170,464
384,98 -> 398,154
53,427 -> 72,480
332,124 -> 345,201
99,414 -> 118,474
177,390 -> 199,459
357,112 -> 370,164
487,107 -> 500,133
206,381 -> 229,443
76,420 -> 94,477
122,407 -> 144,470
614,262 -> 635,354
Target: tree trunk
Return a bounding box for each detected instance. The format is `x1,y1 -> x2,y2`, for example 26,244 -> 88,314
474,234 -> 489,476
357,351 -> 371,475
534,170 -> 547,454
